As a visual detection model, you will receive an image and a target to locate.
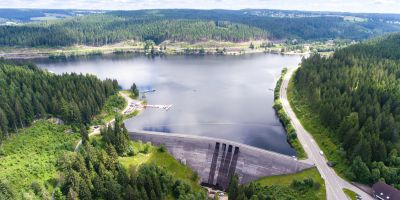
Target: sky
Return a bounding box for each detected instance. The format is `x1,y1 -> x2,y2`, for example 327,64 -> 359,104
0,0 -> 399,14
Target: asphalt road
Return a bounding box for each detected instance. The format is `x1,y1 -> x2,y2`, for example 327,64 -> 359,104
280,67 -> 373,200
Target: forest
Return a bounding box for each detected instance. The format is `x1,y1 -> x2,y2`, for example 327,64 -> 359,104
0,15 -> 266,47
1,9 -> 400,47
292,33 -> 400,187
0,60 -> 119,143
55,118 -> 206,200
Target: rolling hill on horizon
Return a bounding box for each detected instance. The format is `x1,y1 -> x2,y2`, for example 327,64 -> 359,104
1,9 -> 400,47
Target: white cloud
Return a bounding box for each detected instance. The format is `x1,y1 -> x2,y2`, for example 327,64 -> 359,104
0,0 -> 399,14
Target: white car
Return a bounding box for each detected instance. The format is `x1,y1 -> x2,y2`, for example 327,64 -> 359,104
320,150 -> 324,156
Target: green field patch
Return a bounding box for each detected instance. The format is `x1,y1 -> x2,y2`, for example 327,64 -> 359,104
0,121 -> 79,198
255,167 -> 326,200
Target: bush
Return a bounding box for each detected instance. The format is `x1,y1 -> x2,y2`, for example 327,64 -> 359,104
127,145 -> 135,156
291,178 -> 315,191
0,147 -> 5,156
191,172 -> 199,182
30,181 -> 42,196
158,144 -> 166,152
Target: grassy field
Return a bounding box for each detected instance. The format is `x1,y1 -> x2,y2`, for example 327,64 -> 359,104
343,188 -> 357,200
0,121 -> 80,199
256,167 -> 326,200
287,78 -> 349,179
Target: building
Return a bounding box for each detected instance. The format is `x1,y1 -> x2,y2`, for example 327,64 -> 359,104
372,182 -> 400,200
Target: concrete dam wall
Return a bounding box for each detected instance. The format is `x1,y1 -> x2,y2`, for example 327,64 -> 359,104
129,131 -> 313,190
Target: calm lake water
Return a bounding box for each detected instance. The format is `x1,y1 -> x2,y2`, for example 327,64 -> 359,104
36,53 -> 301,156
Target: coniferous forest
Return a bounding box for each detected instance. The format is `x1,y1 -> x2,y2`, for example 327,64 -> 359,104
1,9 -> 400,47
0,60 -> 119,142
292,33 -> 400,187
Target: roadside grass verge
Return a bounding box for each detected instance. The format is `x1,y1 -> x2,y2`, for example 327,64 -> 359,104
343,188 -> 357,200
0,121 -> 79,199
255,167 -> 326,200
275,68 -> 307,159
287,78 -> 349,178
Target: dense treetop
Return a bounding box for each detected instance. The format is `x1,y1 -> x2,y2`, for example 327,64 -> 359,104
293,33 -> 400,187
0,14 -> 266,47
0,60 -> 119,142
1,9 -> 400,47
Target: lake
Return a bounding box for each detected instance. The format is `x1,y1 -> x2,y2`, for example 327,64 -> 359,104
36,53 -> 302,156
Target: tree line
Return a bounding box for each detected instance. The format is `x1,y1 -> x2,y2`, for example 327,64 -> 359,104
292,33 -> 400,187
0,60 -> 119,143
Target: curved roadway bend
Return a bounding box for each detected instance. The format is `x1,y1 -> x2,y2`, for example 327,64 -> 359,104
74,91 -> 137,151
280,67 -> 373,200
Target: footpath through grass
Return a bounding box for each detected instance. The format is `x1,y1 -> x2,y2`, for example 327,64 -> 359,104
0,121 -> 79,199
255,168 -> 326,200
287,78 -> 349,178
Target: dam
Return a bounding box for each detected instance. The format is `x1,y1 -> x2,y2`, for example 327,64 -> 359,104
129,131 -> 313,190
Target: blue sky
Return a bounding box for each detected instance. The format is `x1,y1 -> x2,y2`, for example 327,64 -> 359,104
1,0 -> 399,14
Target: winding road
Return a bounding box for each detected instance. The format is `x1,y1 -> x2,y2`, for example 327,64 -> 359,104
74,91 -> 139,152
280,67 -> 373,200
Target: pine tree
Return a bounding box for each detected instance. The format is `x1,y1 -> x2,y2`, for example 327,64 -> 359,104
228,175 -> 239,200
80,125 -> 89,145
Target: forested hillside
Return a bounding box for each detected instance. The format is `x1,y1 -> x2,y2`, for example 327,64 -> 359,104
0,14 -> 266,47
0,60 -> 119,142
111,9 -> 400,40
292,33 -> 400,187
1,9 -> 400,47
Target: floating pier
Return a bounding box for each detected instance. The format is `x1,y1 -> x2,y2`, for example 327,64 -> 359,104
144,104 -> 172,111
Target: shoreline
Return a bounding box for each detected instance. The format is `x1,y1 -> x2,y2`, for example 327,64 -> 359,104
0,40 -> 311,60
0,49 -> 310,60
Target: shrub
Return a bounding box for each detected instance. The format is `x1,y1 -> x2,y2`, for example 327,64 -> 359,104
158,144 -> 166,152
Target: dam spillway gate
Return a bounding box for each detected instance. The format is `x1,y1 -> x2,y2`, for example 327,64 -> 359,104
207,142 -> 240,189
129,131 -> 313,190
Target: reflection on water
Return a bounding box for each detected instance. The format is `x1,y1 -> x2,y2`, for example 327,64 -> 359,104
36,53 -> 302,156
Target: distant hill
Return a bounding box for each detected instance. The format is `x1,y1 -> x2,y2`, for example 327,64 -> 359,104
0,9 -> 400,47
292,33 -> 400,187
0,8 -> 104,24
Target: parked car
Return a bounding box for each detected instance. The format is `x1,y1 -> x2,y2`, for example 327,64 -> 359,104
327,161 -> 336,167
319,150 -> 324,156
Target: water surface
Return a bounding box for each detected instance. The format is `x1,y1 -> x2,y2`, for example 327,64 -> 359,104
36,53 -> 301,156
